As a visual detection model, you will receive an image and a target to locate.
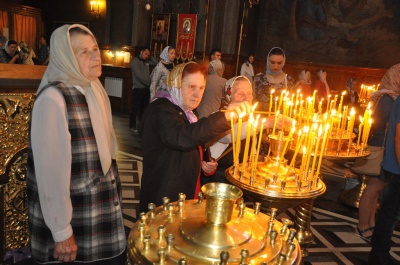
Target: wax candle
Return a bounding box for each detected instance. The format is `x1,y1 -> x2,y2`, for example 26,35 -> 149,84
269,89 -> 275,117
338,91 -> 346,114
242,116 -> 254,167
230,113 -> 236,164
326,95 -> 331,113
255,118 -> 266,166
289,126 -> 308,168
356,116 -> 363,148
310,126 -> 322,180
235,113 -> 245,165
272,110 -> 280,135
315,124 -> 330,179
278,90 -> 286,112
249,118 -> 259,172
281,126 -> 295,161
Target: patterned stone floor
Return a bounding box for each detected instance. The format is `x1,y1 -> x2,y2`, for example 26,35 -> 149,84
117,150 -> 400,265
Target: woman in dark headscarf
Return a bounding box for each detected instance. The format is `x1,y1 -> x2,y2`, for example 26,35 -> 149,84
254,47 -> 295,111
139,62 -> 253,211
149,46 -> 176,98
0,40 -> 20,64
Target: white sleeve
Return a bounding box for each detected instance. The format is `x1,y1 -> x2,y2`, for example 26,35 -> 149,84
31,87 -> 73,242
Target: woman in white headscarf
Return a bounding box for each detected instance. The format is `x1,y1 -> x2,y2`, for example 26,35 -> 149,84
294,70 -> 313,98
149,46 -> 176,98
254,47 -> 295,111
314,69 -> 330,102
27,24 -> 126,264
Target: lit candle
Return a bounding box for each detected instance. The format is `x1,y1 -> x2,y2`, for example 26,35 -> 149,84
255,118 -> 266,165
97,1 -> 100,13
272,110 -> 280,135
269,89 -> 275,117
347,108 -> 355,149
356,116 -> 363,148
315,124 -> 330,180
249,118 -> 259,172
90,1 -> 94,11
281,126 -> 295,161
312,90 -> 317,109
338,91 -> 346,114
310,126 -> 322,180
304,124 -> 316,179
274,96 -> 278,113
242,116 -> 254,167
326,94 -> 331,113
235,113 -> 245,165
289,127 -> 307,168
230,113 -> 236,165
278,90 -> 286,112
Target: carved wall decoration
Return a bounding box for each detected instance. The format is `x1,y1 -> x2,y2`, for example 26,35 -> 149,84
0,93 -> 35,257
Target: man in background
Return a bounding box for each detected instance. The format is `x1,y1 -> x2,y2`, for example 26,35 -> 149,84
209,48 -> 222,61
129,48 -> 157,134
37,35 -> 50,65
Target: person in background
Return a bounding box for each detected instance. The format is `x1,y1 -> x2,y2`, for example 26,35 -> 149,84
129,47 -> 157,134
367,63 -> 400,265
294,70 -> 313,98
209,48 -> 222,61
314,69 -> 330,102
37,35 -> 50,65
149,46 -> 176,99
196,59 -> 226,119
19,41 -> 36,65
27,24 -> 126,264
240,54 -> 255,91
254,47 -> 295,112
342,78 -> 361,112
0,40 -> 20,64
138,62 -> 253,212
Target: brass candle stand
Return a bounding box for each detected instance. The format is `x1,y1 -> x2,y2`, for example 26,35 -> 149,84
127,183 -> 302,264
226,134 -> 326,257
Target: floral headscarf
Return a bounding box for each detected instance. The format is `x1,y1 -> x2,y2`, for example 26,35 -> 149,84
154,61 -> 198,123
160,46 -> 173,63
370,63 -> 400,103
209,59 -> 223,75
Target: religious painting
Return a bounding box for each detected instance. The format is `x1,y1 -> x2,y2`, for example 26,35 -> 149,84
255,0 -> 400,69
176,14 -> 197,62
151,14 -> 170,59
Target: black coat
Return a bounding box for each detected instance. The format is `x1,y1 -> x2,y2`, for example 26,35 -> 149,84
138,98 -> 230,211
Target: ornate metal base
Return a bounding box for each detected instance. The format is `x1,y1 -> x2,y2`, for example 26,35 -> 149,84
339,174 -> 368,208
294,199 -> 315,257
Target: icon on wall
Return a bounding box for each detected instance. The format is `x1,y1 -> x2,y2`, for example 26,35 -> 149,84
151,14 -> 170,59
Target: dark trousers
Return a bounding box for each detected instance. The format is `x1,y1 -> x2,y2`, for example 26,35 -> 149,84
129,87 -> 150,128
369,170 -> 400,265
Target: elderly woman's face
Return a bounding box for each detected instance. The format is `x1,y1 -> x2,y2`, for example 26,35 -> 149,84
231,80 -> 253,104
71,33 -> 101,81
168,49 -> 176,62
268,54 -> 284,73
180,72 -> 205,111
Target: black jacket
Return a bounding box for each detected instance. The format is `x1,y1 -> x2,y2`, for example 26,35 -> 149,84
139,98 -> 230,211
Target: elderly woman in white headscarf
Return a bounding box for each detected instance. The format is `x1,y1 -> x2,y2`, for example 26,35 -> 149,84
196,59 -> 227,118
149,46 -> 176,98
27,24 -> 126,264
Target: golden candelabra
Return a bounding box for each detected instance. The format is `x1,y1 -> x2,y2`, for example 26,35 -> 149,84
128,183 -> 302,264
225,89 -> 372,256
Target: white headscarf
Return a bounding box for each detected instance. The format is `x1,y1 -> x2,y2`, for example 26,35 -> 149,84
318,69 -> 330,96
160,46 -> 172,63
38,24 -> 117,175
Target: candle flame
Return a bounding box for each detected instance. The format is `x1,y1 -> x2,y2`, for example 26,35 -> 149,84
271,89 -> 275,94
252,102 -> 258,111
262,118 -> 266,123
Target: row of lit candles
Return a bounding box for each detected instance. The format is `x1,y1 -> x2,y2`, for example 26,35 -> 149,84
359,84 -> 378,102
228,97 -> 373,180
90,1 -> 100,13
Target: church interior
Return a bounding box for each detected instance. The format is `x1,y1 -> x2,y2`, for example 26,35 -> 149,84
1,0 -> 400,264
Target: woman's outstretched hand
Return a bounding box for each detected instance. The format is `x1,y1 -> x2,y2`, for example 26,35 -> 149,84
224,101 -> 253,121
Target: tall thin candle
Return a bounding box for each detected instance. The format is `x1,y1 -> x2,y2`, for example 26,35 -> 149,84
230,113 -> 236,165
